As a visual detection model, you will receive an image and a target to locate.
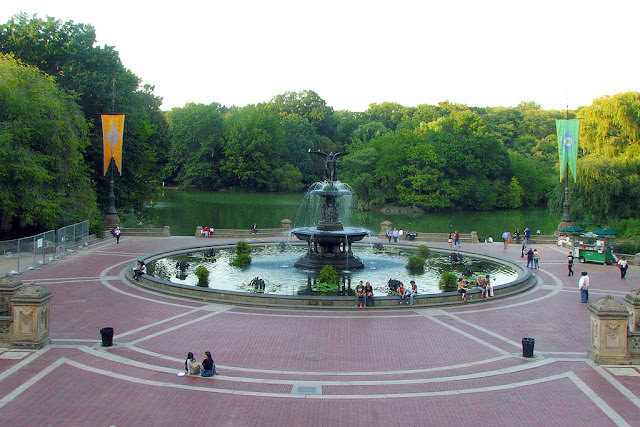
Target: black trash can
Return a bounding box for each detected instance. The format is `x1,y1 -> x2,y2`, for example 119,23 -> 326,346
522,337 -> 535,357
100,327 -> 114,347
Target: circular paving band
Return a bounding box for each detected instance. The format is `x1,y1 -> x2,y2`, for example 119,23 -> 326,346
127,242 -> 535,309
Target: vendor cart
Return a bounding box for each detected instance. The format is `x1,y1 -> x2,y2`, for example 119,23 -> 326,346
573,230 -> 616,265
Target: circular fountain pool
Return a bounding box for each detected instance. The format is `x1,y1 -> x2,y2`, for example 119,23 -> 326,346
148,243 -> 518,296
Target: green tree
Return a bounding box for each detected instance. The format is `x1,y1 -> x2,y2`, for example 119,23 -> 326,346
579,92 -> 640,157
0,13 -> 169,212
0,55 -> 97,235
221,104 -> 286,190
270,90 -> 335,139
166,103 -> 226,190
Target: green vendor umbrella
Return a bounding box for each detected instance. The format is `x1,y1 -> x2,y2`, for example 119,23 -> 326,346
592,229 -> 617,236
561,227 -> 584,233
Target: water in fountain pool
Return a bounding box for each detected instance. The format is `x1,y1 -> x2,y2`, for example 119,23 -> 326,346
149,245 -> 518,296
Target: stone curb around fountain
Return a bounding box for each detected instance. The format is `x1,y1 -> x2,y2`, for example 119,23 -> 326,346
125,242 -> 536,309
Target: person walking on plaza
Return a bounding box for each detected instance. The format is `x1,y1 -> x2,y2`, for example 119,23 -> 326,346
524,227 -> 531,245
579,271 -> 590,303
386,228 -> 393,242
618,257 -> 629,279
448,233 -> 453,247
521,239 -> 527,258
454,231 -> 460,247
502,230 -> 510,249
567,252 -> 574,276
114,226 -> 121,244
392,227 -> 400,243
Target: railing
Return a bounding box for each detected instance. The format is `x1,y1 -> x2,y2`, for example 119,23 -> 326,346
0,220 -> 89,276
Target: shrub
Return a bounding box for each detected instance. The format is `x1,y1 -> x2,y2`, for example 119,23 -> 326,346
439,271 -> 457,292
230,241 -> 252,266
614,241 -> 640,255
417,245 -> 430,258
406,254 -> 425,273
195,266 -> 209,287
235,241 -> 252,254
318,265 -> 339,286
230,252 -> 252,267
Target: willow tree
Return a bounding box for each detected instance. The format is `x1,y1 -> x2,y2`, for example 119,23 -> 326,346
579,92 -> 640,157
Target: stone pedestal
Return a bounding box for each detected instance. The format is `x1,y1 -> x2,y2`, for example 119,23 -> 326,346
380,221 -> 392,236
588,295 -> 631,365
195,226 -> 203,238
163,226 -> 171,237
471,231 -> 479,243
624,289 -> 640,332
10,284 -> 52,349
0,275 -> 22,347
104,213 -> 121,229
280,219 -> 293,231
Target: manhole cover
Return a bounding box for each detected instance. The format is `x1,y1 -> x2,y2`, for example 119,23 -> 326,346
0,351 -> 31,360
291,384 -> 322,395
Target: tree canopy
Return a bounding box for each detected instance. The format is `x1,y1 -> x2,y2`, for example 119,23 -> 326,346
0,54 -> 97,234
2,12 -> 639,238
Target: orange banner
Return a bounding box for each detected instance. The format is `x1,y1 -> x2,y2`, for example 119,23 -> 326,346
102,114 -> 125,175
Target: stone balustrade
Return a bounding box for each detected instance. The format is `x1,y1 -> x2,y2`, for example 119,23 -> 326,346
0,275 -> 51,349
588,289 -> 640,365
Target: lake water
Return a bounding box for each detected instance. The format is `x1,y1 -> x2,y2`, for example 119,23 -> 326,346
144,189 -> 560,238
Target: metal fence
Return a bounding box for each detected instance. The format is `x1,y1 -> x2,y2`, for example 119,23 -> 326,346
0,220 -> 89,276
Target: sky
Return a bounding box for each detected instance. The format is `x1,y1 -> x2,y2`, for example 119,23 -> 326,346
3,0 -> 639,112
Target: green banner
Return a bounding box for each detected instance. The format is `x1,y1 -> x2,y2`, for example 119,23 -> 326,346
556,120 -> 579,182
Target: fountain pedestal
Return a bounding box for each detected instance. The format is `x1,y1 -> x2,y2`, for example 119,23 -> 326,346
291,151 -> 369,271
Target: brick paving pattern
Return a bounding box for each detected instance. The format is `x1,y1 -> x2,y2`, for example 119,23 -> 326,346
1,235 -> 639,426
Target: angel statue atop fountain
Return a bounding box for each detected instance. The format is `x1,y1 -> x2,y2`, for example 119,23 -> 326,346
308,149 -> 346,183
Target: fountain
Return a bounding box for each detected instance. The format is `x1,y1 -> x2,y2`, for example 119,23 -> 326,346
290,150 -> 369,270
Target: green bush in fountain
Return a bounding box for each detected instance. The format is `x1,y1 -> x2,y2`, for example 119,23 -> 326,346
195,266 -> 209,287
230,241 -> 252,267
406,254 -> 425,273
439,271 -> 457,292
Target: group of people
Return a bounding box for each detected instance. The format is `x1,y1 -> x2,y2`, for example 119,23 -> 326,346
184,351 -> 217,377
386,227 -> 401,242
395,280 -> 419,305
200,226 -> 215,237
354,281 -> 375,307
457,275 -> 493,302
131,260 -> 146,281
501,227 -> 534,249
354,280 -> 420,307
525,248 -> 540,269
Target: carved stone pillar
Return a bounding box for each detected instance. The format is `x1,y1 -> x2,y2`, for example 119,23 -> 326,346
588,295 -> 631,365
0,275 -> 22,347
624,289 -> 640,332
380,221 -> 392,236
10,284 -> 52,349
280,219 -> 293,231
